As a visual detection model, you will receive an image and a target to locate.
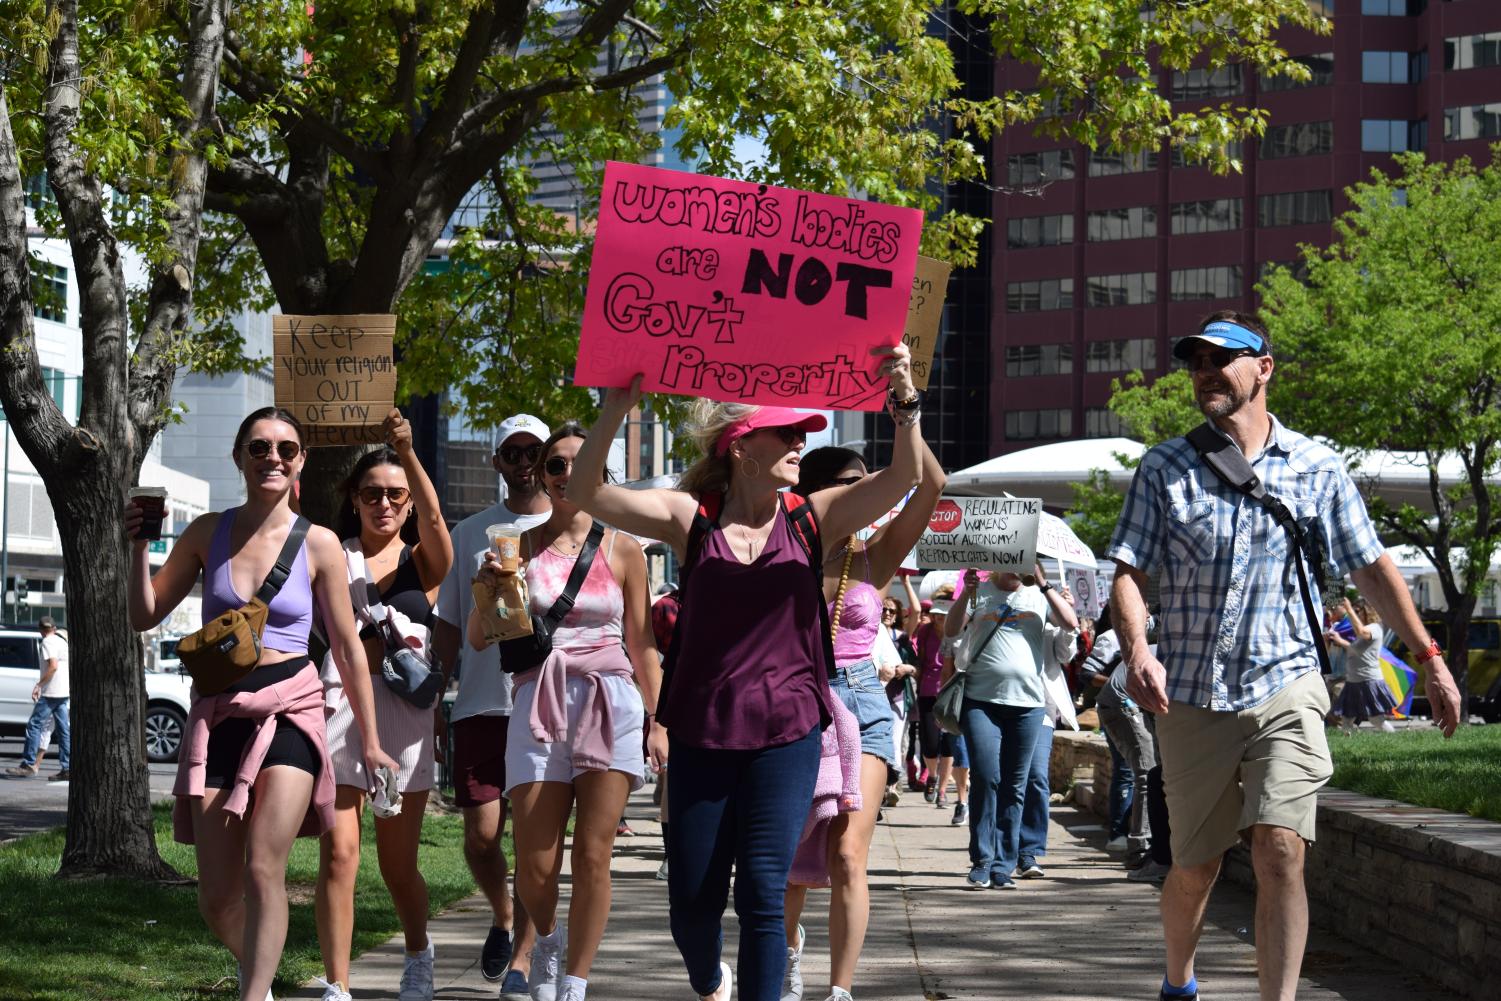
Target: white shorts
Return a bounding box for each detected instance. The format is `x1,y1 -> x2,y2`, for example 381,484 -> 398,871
505,674 -> 646,795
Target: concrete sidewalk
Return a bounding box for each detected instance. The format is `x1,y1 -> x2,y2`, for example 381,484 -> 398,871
293,784 -> 1446,1001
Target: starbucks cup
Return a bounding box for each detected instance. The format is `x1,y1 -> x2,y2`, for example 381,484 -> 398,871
129,486 -> 168,541
486,525 -> 522,574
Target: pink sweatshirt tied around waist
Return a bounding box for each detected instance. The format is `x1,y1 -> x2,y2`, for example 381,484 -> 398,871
790,694 -> 863,888
172,663 -> 335,844
514,644 -> 634,774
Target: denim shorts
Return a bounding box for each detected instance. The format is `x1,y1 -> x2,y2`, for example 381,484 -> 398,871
830,658 -> 897,769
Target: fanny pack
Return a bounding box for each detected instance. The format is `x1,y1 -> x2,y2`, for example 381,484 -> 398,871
347,543 -> 444,710
497,522 -> 605,674
178,515 -> 310,696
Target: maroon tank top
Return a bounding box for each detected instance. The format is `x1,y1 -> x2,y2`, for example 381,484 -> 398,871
659,507 -> 833,750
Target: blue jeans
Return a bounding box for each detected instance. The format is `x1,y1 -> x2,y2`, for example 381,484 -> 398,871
1104,728 -> 1134,840
1019,722 -> 1054,864
22,697 -> 69,770
666,728 -> 821,1001
961,699 -> 1044,882
829,659 -> 896,768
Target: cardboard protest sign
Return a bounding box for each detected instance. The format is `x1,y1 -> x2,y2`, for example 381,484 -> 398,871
575,162 -> 923,410
914,496 -> 1041,572
273,314 -> 396,447
903,255 -> 951,390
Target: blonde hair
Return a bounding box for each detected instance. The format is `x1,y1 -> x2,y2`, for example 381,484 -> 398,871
1354,600 -> 1380,625
676,399 -> 761,496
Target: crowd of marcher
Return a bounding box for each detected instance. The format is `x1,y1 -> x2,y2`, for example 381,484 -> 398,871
107,311 -> 1467,1001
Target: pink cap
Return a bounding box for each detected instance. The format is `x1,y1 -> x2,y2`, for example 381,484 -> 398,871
714,407 -> 829,456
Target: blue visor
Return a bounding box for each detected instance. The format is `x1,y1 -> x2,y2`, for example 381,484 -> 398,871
1173,321 -> 1266,360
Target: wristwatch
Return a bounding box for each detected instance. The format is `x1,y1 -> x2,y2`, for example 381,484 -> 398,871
1039,582 -> 1054,593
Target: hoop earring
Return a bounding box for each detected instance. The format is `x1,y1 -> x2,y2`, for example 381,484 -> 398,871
740,456 -> 761,479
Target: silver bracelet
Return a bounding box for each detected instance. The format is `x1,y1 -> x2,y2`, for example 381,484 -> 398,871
890,407 -> 921,428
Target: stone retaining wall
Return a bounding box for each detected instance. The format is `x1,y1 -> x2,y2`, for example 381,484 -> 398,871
1050,729 -> 1501,1001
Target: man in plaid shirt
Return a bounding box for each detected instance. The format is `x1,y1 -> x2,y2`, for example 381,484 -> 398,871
1107,311 -> 1461,1001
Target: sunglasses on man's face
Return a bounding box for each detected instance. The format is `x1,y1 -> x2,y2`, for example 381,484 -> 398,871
498,443 -> 543,466
1186,348 -> 1259,372
245,438 -> 302,461
358,485 -> 411,506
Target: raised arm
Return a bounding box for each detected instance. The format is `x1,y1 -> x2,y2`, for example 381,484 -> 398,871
814,343 -> 922,543
900,575 -> 921,634
565,377 -> 698,555
864,438 -> 946,587
126,507 -> 214,631
1341,597 -> 1372,641
1037,562 -> 1080,632
385,409 -> 453,590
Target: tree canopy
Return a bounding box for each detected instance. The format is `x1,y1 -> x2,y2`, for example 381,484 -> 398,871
1260,149 -> 1501,697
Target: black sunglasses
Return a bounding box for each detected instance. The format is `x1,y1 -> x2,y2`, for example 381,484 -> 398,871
1186,348 -> 1258,372
882,605 -> 899,616
761,425 -> 806,446
543,455 -> 572,477
245,438 -> 302,461
498,442 -> 543,466
358,485 -> 410,506
830,474 -> 863,487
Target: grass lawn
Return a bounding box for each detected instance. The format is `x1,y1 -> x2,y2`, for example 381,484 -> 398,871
0,802 -> 493,1001
1327,723 -> 1501,822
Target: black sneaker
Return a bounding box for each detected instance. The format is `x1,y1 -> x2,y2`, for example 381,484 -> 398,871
924,776 -> 938,803
480,925 -> 512,981
951,803 -> 968,826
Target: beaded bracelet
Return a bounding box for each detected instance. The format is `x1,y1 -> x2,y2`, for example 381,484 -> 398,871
890,407 -> 921,428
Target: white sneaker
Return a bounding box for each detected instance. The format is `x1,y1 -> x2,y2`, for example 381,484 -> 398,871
529,927 -> 566,1001
657,857 -> 670,881
317,979 -> 352,1001
398,937 -> 435,1001
780,924 -> 805,1001
700,961 -> 732,1001
560,982 -> 586,1001
1379,719 -> 1396,732
824,990 -> 853,1001
1104,836 -> 1127,853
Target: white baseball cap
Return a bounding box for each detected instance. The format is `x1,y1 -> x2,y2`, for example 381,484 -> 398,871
496,414 -> 550,449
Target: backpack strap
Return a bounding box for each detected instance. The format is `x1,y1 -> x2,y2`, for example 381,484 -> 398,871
780,492 -> 837,681
254,516 -> 310,606
1184,422 -> 1330,674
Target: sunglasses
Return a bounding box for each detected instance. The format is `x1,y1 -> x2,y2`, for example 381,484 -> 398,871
358,485 -> 411,505
882,605 -> 899,616
498,442 -> 543,466
1186,348 -> 1259,372
830,474 -> 863,487
245,438 -> 302,461
762,425 -> 806,446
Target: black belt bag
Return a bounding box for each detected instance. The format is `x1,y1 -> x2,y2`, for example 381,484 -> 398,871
497,523 -> 605,674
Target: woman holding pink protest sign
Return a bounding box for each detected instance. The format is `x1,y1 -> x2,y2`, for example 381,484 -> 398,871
779,443 -> 943,1001
565,343 -> 923,1001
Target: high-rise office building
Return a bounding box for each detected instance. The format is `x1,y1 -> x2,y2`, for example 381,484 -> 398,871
876,0 -> 1501,464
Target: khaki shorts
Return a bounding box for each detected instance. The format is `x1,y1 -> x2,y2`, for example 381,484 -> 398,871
1156,670 -> 1333,867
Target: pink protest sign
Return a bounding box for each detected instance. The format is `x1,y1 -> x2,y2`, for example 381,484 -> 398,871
574,162 -> 923,410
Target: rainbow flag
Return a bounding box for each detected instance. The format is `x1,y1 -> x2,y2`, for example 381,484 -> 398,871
1330,616 -> 1415,718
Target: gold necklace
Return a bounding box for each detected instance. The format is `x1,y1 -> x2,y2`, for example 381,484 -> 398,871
739,523 -> 761,561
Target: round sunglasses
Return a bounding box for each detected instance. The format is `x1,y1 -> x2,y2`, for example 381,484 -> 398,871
244,438 -> 302,461
498,442 -> 543,466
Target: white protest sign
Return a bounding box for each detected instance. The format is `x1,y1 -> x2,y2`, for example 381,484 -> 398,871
914,496 -> 1041,572
1068,566 -> 1100,616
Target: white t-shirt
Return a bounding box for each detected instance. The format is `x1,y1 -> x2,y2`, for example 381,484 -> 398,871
435,501 -> 550,721
39,633 -> 69,698
963,582 -> 1048,708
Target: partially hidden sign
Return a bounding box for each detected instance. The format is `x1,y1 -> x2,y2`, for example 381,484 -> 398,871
903,255 -> 951,390
273,314 -> 396,447
574,162 -> 923,410
914,496 -> 1042,572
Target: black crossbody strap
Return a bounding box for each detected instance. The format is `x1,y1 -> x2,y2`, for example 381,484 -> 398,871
544,522 -> 607,626
254,516 -> 311,605
1185,423 -> 1330,674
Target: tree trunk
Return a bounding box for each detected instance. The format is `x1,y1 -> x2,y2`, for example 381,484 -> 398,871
1441,591 -> 1477,719
54,450 -> 179,880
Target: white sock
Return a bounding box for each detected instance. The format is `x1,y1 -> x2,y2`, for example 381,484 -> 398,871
563,974 -> 587,996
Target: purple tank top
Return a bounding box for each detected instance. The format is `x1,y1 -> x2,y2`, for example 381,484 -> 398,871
660,507 -> 834,750
831,580 -> 882,667
204,508 -> 314,654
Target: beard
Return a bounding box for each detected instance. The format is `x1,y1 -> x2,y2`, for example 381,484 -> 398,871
1196,375 -> 1262,419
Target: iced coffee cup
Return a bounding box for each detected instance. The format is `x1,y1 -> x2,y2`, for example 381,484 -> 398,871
129,486 -> 168,541
486,524 -> 522,574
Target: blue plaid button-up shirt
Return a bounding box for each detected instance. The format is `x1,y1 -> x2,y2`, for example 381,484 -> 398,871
1106,416 -> 1386,711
